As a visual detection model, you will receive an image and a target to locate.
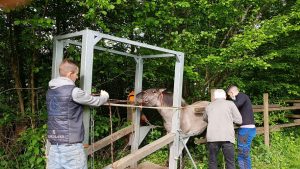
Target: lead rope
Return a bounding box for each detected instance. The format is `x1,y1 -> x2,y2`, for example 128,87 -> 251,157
108,101 -> 115,168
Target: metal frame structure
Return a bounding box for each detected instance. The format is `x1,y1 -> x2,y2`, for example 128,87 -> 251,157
51,28 -> 185,168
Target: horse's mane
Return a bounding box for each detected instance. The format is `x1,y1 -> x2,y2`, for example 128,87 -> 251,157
162,91 -> 188,107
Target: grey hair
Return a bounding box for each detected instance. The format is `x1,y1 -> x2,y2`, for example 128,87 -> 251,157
214,89 -> 226,99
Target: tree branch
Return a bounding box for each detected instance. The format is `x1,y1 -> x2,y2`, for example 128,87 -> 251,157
220,5 -> 252,48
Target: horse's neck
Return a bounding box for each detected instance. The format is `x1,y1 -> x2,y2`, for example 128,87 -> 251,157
153,94 -> 171,124
161,93 -> 173,107
160,93 -> 187,107
157,93 -> 188,124
158,109 -> 174,125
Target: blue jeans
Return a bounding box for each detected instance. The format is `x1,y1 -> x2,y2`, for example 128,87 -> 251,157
208,142 -> 236,169
47,143 -> 87,169
237,128 -> 256,169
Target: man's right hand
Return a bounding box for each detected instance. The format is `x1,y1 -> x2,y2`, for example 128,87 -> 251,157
100,90 -> 109,99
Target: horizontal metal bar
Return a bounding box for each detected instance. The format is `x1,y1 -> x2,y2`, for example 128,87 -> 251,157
54,30 -> 85,40
65,40 -> 139,58
94,46 -> 138,58
89,29 -> 183,55
142,53 -> 175,59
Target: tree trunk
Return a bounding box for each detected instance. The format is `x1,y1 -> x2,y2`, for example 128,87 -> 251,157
10,57 -> 25,114
30,50 -> 37,128
8,13 -> 24,115
7,13 -> 26,137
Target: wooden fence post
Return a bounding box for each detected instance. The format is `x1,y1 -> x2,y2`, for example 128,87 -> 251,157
263,93 -> 270,147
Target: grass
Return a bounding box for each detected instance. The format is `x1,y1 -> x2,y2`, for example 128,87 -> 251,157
252,128 -> 300,169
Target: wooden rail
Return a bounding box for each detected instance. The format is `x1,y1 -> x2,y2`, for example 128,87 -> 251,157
88,125 -> 134,155
285,100 -> 300,103
253,105 -> 300,112
285,114 -> 300,119
108,133 -> 175,169
256,120 -> 300,134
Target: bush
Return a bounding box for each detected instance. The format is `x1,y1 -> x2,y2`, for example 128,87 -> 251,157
0,124 -> 47,169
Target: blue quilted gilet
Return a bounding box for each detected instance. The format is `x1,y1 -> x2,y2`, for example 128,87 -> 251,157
46,85 -> 84,144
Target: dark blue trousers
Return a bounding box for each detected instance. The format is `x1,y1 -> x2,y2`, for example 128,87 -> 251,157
207,142 -> 235,169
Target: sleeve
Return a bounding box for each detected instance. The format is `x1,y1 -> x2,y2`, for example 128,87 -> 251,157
233,94 -> 247,108
231,103 -> 242,125
72,87 -> 108,107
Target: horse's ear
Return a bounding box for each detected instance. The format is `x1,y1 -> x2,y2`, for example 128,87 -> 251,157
159,88 -> 166,93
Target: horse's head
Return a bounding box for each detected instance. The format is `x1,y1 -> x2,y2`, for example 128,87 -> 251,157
135,88 -> 166,107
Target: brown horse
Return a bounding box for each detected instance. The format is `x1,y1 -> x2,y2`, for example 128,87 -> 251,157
136,88 -> 209,135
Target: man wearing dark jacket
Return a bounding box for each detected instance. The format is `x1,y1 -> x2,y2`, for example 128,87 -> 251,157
227,85 -> 256,169
47,59 -> 109,169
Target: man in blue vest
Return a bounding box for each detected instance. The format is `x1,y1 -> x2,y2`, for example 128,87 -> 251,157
227,85 -> 256,169
47,59 -> 109,169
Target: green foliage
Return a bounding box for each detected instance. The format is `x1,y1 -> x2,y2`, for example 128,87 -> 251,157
14,18 -> 54,28
146,129 -> 163,143
142,148 -> 169,166
0,123 -> 47,169
16,125 -> 47,169
142,129 -> 169,166
79,0 -> 127,32
254,110 -> 290,127
252,129 -> 300,169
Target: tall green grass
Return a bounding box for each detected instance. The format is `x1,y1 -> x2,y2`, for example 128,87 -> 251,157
252,128 -> 300,169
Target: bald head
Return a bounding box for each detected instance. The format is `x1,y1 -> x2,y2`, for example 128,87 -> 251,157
227,85 -> 239,100
227,86 -> 239,93
59,59 -> 79,77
